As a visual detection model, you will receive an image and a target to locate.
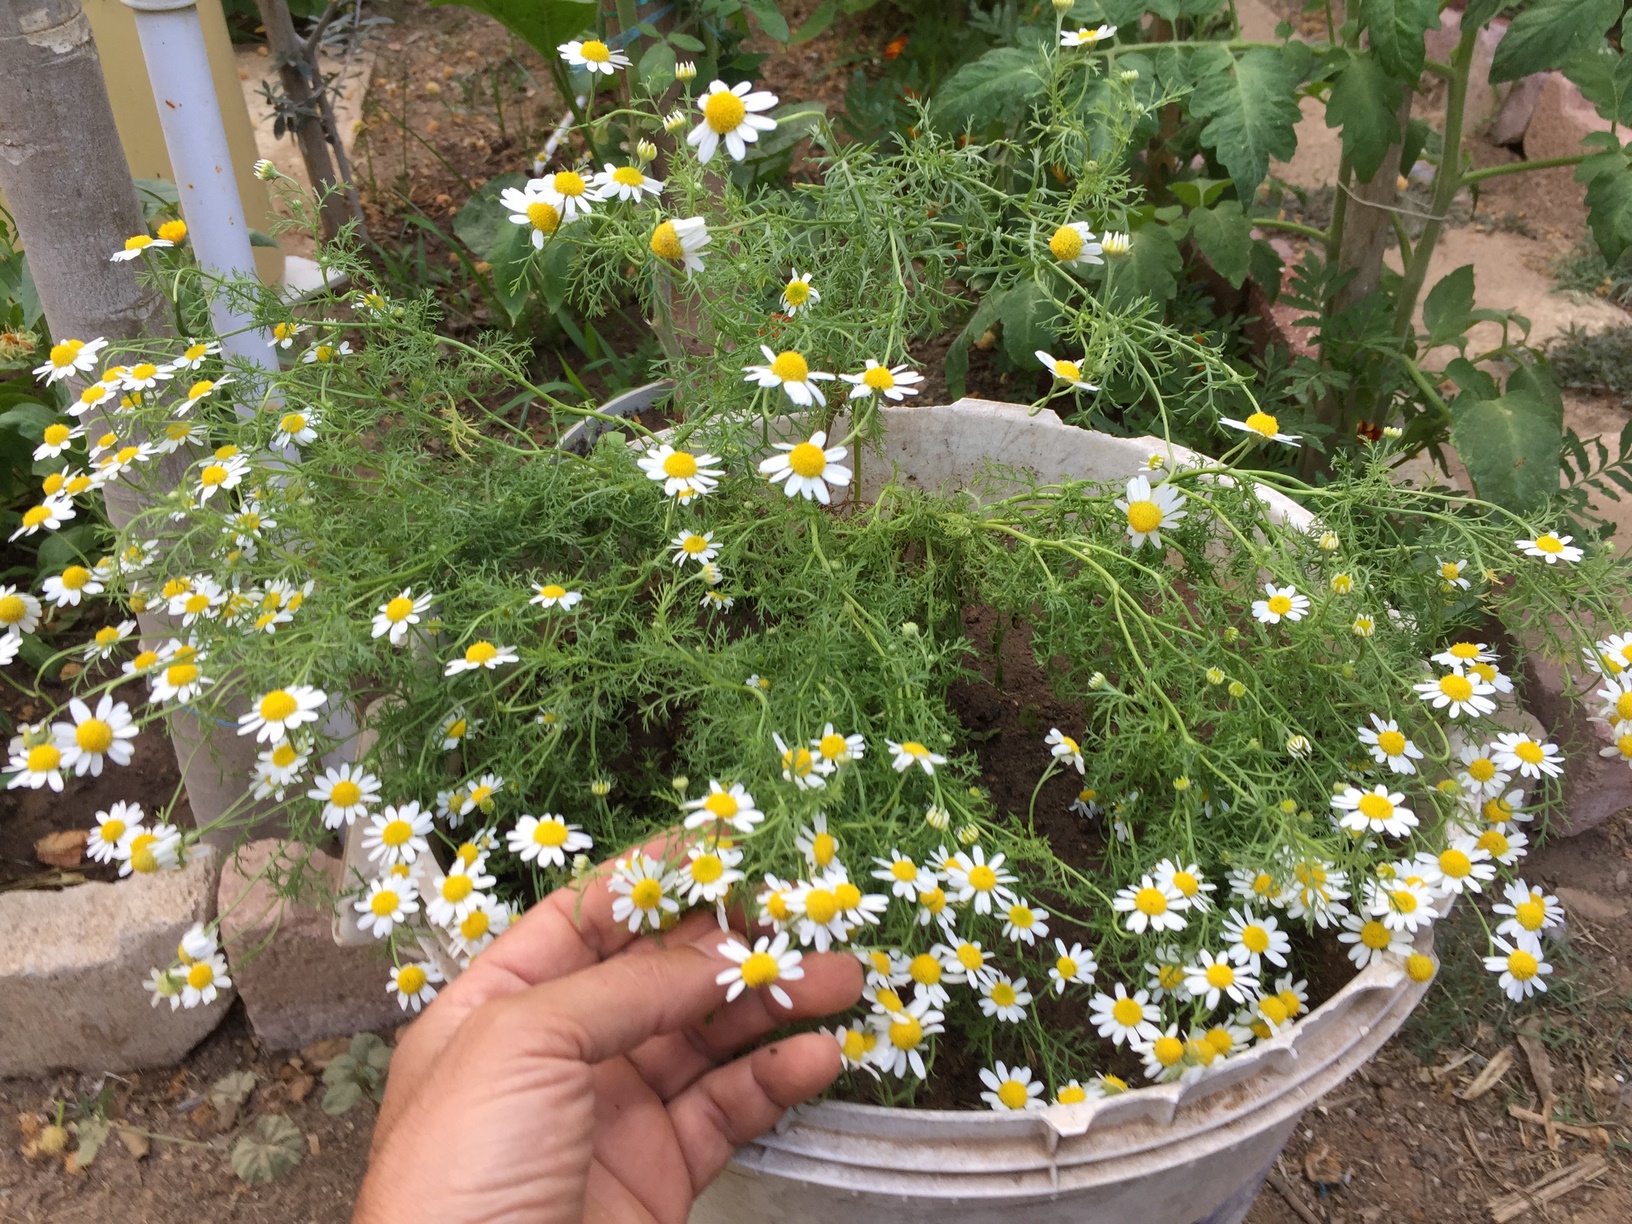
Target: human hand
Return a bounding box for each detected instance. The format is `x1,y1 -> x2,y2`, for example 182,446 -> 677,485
352,837 -> 864,1224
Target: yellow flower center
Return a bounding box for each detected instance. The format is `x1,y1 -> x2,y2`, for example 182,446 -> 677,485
1360,920 -> 1391,949
1514,739 -> 1544,764
552,170 -> 587,198
185,962 -> 215,990
579,39 -> 611,62
396,965 -> 427,994
769,350 -> 810,383
612,165 -> 644,186
1267,595 -> 1292,615
955,943 -> 984,971
1057,1084 -> 1087,1104
49,340 -> 83,367
703,791 -> 740,820
99,818 -> 127,844
704,88 -> 748,133
1056,955 -> 1078,979
125,236 -> 155,252
1356,792 -> 1393,822
370,889 -> 400,917
22,505 -> 50,529
919,885 -> 946,913
862,365 -> 895,390
1049,225 -> 1085,261
1171,871 -> 1198,897
59,565 -> 92,592
1376,730 -> 1406,756
540,584 -> 567,601
889,1015 -> 923,1050
1008,904 -> 1035,929
834,882 -> 861,909
269,744 -> 299,768
1534,535 -> 1564,554
1152,1035 -> 1185,1067
739,950 -> 781,988
459,910 -> 491,940
1514,898 -> 1545,930
442,874 -> 474,903
1158,963 -> 1184,990
967,864 -> 997,892
27,743 -> 61,773
43,423 -> 71,447
662,451 -> 699,479
75,719 -> 114,754
165,663 -> 199,688
1440,563 -> 1462,580
1390,889 -> 1418,913
1111,997 -> 1143,1026
890,859 -> 916,882
783,280 -> 811,305
1126,500 -> 1163,535
1468,756 -> 1496,782
1477,829 -> 1510,856
1439,849 -> 1471,878
1053,359 -> 1082,381
0,595 -> 25,625
1241,924 -> 1270,953
465,641 -> 498,665
909,953 -> 941,985
1205,1027 -> 1235,1055
874,988 -> 903,1013
324,780 -> 360,810
1244,411 -> 1280,438
649,220 -> 684,260
787,441 -> 827,478
1507,949 -> 1539,979
989,981 -> 1017,1007
996,1079 -> 1029,1108
380,818 -> 413,847
807,831 -> 836,866
1258,996 -> 1289,1026
804,888 -> 838,924
689,853 -> 724,885
259,690 -> 298,723
526,201 -> 562,233
627,877 -> 663,910
1134,886 -> 1168,915
1205,962 -> 1235,988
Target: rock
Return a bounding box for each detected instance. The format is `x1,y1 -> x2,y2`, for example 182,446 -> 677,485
1553,886 -> 1629,924
1524,73 -> 1613,165
0,847 -> 227,1077
1489,73 -> 1546,146
1520,650 -> 1632,836
34,828 -> 87,868
218,839 -> 405,1051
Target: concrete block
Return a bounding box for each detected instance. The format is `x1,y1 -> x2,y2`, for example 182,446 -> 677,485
1489,73 -> 1546,146
0,847 -> 227,1077
1521,651 -> 1632,837
1524,73 -> 1613,165
218,838 -> 404,1051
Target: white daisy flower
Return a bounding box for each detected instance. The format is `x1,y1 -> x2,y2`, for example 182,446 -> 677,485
788,875 -> 856,951
1475,825 -> 1529,865
1435,558 -> 1470,590
1221,908 -> 1291,973
1220,411 -> 1300,445
1358,714 -> 1423,774
648,216 -> 710,273
444,640 -> 519,675
87,800 -> 143,863
1050,940 -> 1097,994
307,763 -> 381,828
0,586 -> 42,638
671,530 -> 718,565
1492,879 -> 1565,941
33,420 -> 83,461
1490,731 -> 1563,779
1136,1025 -> 1188,1082
33,336 -> 107,384
178,953 -> 231,1008
1183,949 -> 1257,1010
355,876 -> 419,938
7,733 -> 64,792
237,684 -> 326,744
11,497 -> 74,540
744,346 -> 837,408
167,339 -> 221,372
505,813 -> 593,869
943,846 -> 1018,914
869,993 -> 943,1078
682,841 -> 745,907
810,723 -> 864,769
1332,783 -> 1416,837
300,340 -> 353,364
1060,23 -> 1117,46
1337,912 -> 1411,968
885,737 -> 946,774
1516,532 -> 1582,564
251,740 -> 310,800
610,853 -> 681,932
110,234 -> 174,261
592,162 -> 663,202
778,269 -> 820,316
194,452 -> 248,502
716,932 -> 804,1008
1035,349 -> 1098,391
1101,230 -> 1131,255
682,779 -> 764,834
535,167 -> 601,222
773,731 -> 825,790
1115,474 -> 1186,548
51,694 -> 136,777
362,802 -> 432,868
530,583 -> 583,611
450,894 -> 511,960
1456,741 -> 1511,797
1090,982 -> 1159,1046
840,359 -> 923,401
372,588 -> 432,646
1484,935 -> 1551,1000
388,961 -> 443,1013
795,812 -> 841,870
41,563 -> 103,608
558,36 -> 631,74
268,321 -> 306,349
425,857 -> 498,928
69,381 -> 116,418
178,376 -> 233,414
870,849 -> 928,899
1001,899 -> 1049,945
1112,874 -> 1187,933
758,428 -> 851,503
1047,221 -> 1103,266
637,443 -> 722,500
687,79 -> 779,164
1154,858 -> 1215,912
1413,670 -> 1497,718
979,1061 -> 1043,1111
116,822 -> 183,875
1416,837 -> 1495,896
501,184 -> 566,249
271,407 -> 317,449
1043,726 -> 1086,773
1251,583 -> 1309,625
1144,946 -> 1190,1002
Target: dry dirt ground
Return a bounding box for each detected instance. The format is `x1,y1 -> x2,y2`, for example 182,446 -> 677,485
4,2 -> 1631,1221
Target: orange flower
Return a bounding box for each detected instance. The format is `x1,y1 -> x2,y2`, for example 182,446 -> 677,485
884,34 -> 908,60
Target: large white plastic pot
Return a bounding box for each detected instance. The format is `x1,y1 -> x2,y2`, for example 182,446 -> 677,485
338,399 -> 1430,1224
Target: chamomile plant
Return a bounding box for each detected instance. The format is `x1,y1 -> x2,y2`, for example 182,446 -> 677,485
7,24 -> 1625,1112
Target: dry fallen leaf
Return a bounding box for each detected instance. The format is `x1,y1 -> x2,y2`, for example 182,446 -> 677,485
35,829 -> 88,869
118,1127 -> 151,1159
1302,1140 -> 1343,1185
1460,1046 -> 1516,1101
286,1074 -> 315,1105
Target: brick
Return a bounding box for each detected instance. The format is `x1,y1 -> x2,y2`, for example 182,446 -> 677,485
0,847 -> 227,1077
218,838 -> 405,1051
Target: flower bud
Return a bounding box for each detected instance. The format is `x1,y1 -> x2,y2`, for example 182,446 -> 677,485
636,138 -> 658,163
253,158 -> 277,181
675,60 -> 697,82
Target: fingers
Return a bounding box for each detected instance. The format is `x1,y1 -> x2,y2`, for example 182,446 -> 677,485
666,1032 -> 845,1195
623,946 -> 862,1101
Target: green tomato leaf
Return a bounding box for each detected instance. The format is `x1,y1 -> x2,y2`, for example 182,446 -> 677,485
1421,264 -> 1477,349
639,40 -> 676,93
1564,46 -> 1632,127
1361,0 -> 1437,82
452,172 -> 528,258
230,1115 -> 306,1185
1189,200 -> 1254,288
929,47 -> 1044,136
1579,139 -> 1632,264
1114,222 -> 1183,305
429,0 -> 595,60
742,0 -> 790,42
1168,176 -> 1230,209
790,0 -> 836,43
1189,46 -> 1304,198
996,281 -> 1060,367
1326,55 -> 1403,183
1449,366 -> 1562,513
1489,0 -> 1621,85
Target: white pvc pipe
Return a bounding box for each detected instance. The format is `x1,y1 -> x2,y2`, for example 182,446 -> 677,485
122,0 -> 276,374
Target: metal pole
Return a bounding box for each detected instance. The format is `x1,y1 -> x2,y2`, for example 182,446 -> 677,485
121,0 -> 276,372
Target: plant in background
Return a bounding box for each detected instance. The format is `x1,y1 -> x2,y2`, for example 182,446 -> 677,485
9,12 -> 1632,1112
